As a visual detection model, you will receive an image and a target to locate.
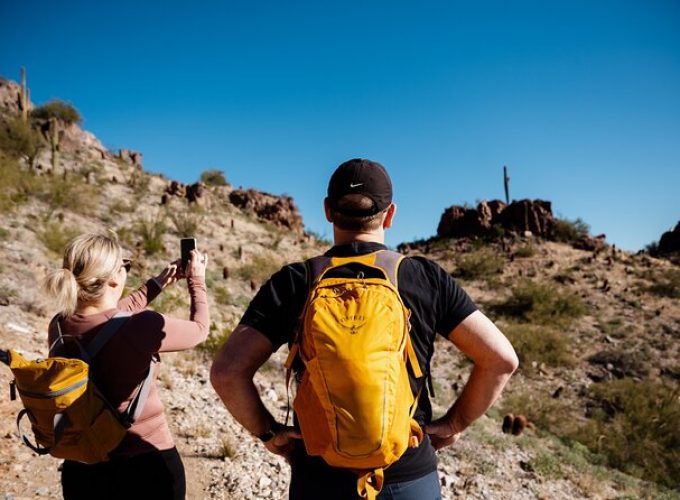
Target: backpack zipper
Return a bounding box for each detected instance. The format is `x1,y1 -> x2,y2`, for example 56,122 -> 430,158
17,378 -> 88,399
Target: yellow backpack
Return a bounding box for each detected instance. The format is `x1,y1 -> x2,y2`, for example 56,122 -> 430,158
1,312 -> 154,463
285,250 -> 424,499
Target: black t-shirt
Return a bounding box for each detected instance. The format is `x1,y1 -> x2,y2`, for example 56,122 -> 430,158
240,242 -> 477,493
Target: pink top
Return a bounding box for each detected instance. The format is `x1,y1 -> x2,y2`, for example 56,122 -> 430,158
47,277 -> 209,456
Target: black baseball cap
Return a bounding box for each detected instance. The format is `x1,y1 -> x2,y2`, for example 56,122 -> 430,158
327,159 -> 393,216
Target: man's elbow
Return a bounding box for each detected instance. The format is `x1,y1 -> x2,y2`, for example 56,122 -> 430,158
210,358 -> 239,398
504,348 -> 520,374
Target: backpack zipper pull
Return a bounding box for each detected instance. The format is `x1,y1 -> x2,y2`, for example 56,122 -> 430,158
10,380 -> 16,401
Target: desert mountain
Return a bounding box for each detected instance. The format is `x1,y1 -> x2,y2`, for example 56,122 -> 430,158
0,75 -> 678,499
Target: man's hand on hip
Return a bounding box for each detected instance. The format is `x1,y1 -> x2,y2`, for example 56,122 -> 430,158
264,426 -> 302,463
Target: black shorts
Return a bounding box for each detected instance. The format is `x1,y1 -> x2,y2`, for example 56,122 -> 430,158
61,447 -> 186,500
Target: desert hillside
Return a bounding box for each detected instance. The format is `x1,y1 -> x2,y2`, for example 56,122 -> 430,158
0,76 -> 678,499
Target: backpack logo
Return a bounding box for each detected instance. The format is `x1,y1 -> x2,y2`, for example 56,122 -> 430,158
339,314 -> 366,334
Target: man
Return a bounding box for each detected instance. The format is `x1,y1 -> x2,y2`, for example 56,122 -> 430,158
211,158 -> 518,499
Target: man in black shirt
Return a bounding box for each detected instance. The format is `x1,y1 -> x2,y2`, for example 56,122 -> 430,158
211,159 -> 518,499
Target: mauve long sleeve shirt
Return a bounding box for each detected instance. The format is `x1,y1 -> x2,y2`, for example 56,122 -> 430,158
47,276 -> 209,456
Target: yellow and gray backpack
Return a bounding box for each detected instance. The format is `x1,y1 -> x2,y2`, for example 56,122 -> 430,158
0,311 -> 154,463
285,250 -> 424,499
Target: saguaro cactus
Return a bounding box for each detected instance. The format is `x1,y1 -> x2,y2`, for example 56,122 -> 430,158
20,67 -> 29,122
503,165 -> 510,204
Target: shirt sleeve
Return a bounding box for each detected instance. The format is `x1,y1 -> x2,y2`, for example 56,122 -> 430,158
433,261 -> 477,336
118,279 -> 162,313
239,262 -> 308,351
128,276 -> 210,353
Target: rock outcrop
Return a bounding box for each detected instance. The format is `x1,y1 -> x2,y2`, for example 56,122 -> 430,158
437,199 -> 557,239
658,221 -> 680,255
229,189 -> 304,234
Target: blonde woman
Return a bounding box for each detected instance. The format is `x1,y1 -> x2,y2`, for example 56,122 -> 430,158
43,233 -> 209,500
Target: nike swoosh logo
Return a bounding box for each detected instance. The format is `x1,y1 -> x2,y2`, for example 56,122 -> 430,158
350,183 -> 364,188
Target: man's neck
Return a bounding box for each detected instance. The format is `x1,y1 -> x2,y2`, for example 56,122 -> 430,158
332,227 -> 385,246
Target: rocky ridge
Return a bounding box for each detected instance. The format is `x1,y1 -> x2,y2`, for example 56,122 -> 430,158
1,76 -> 679,499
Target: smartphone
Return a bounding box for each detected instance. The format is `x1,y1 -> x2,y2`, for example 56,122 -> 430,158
181,238 -> 197,272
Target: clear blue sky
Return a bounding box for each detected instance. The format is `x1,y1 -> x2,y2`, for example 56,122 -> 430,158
2,1 -> 679,251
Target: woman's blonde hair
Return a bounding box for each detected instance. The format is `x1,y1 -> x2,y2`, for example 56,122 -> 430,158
43,233 -> 123,316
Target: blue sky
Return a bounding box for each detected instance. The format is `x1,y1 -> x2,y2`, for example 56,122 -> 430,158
2,1 -> 679,251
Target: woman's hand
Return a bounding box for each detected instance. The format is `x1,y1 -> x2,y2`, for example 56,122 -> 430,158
153,260 -> 181,290
186,249 -> 207,279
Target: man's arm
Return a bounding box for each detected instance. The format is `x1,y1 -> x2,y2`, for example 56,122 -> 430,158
425,310 -> 519,450
210,324 -> 301,459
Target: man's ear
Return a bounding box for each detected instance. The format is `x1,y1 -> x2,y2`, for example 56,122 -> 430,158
324,198 -> 333,223
383,203 -> 397,229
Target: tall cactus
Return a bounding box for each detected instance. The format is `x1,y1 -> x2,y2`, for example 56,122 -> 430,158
503,165 -> 510,204
20,66 -> 29,122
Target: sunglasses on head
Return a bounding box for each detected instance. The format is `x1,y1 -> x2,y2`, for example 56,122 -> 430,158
122,259 -> 133,273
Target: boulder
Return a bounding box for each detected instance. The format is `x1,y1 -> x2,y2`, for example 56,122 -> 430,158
658,222 -> 680,255
118,149 -> 143,168
229,188 -> 304,234
437,199 -> 555,239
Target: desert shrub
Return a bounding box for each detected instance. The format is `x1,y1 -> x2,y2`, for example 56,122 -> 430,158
0,114 -> 44,166
236,254 -> 282,283
213,286 -> 233,306
200,169 -> 228,186
167,206 -> 204,237
553,217 -> 590,242
514,244 -> 536,258
135,214 -> 167,256
37,221 -> 80,255
638,269 -> 680,299
0,227 -> 9,240
502,323 -> 574,372
36,173 -> 97,217
30,100 -> 81,124
574,378 -> 680,489
0,155 -> 43,211
198,325 -> 233,355
494,279 -> 587,327
453,248 -> 505,280
147,288 -> 188,315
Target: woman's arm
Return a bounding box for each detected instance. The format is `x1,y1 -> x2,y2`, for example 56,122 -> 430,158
118,261 -> 181,313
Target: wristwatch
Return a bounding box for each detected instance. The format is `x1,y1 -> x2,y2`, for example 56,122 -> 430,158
257,422 -> 285,442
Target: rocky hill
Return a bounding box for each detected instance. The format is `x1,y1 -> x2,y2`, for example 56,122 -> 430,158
0,75 -> 679,499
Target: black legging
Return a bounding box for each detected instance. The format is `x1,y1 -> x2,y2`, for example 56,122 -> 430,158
61,447 -> 186,500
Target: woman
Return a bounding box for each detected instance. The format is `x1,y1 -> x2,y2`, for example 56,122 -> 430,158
43,233 -> 209,499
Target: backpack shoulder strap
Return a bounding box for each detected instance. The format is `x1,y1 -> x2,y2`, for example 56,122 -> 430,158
306,255 -> 332,287
373,250 -> 405,288
86,311 -> 132,360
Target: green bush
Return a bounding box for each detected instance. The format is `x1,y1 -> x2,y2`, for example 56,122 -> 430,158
135,214 -> 167,256
494,279 -> 587,327
200,169 -> 228,186
0,114 -> 44,166
37,221 -> 80,255
30,100 -> 81,124
640,269 -> 680,299
453,248 -> 505,280
36,173 -> 97,217
0,155 -> 42,211
237,254 -> 282,283
503,323 -> 574,372
553,217 -> 590,242
168,207 -> 204,237
514,244 -> 536,258
198,326 -> 233,355
574,379 -> 680,489
213,286 -> 233,306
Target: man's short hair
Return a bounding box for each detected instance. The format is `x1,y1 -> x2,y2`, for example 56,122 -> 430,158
329,194 -> 386,232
